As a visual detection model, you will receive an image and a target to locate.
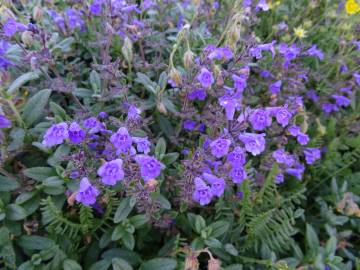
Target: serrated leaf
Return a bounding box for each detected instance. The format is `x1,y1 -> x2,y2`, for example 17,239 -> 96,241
22,89 -> 52,126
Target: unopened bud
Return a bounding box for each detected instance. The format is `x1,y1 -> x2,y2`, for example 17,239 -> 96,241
33,6 -> 43,21
30,56 -> 39,70
157,102 -> 167,115
21,31 -> 34,46
122,37 -> 133,65
169,67 -> 182,86
207,258 -> 221,270
0,6 -> 16,22
0,70 -> 11,85
183,50 -> 194,70
145,179 -> 158,192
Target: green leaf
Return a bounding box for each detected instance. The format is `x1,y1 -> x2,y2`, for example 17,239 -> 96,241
122,232 -> 135,250
63,259 -> 83,270
155,138 -> 166,159
224,244 -> 239,256
161,153 -> 179,165
90,70 -> 101,95
187,213 -> 206,234
23,167 -> 56,181
135,73 -> 157,94
112,258 -> 133,270
208,221 -> 229,238
129,215 -> 149,228
155,194 -> 171,210
114,198 -> 134,223
50,102 -> 68,121
112,225 -> 125,241
7,128 -> 25,151
17,235 -> 55,250
51,37 -> 75,53
47,144 -> 70,166
139,258 -> 177,270
306,223 -> 319,254
22,89 -> 52,126
325,236 -> 337,256
224,264 -> 243,270
89,260 -> 111,270
7,71 -> 40,94
5,204 -> 27,221
0,175 -> 19,191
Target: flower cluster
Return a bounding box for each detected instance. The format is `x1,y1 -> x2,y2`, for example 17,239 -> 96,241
41,108 -> 164,207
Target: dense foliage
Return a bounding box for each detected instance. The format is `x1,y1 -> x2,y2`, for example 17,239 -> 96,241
0,0 -> 359,269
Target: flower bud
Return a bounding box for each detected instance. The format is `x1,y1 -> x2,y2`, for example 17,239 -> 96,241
0,6 -> 16,22
30,56 -> 39,70
207,258 -> 221,270
122,37 -> 133,65
145,179 -> 158,192
169,67 -> 182,86
183,50 -> 194,70
157,102 -> 168,115
33,6 -> 43,21
21,31 -> 34,46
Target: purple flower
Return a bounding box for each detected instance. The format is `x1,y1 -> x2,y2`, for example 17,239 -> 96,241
183,120 -> 197,131
97,159 -> 124,186
238,133 -> 266,156
260,70 -> 271,78
249,41 -> 276,59
256,0 -> 269,11
90,0 -> 103,15
269,80 -> 282,94
192,177 -> 212,205
332,95 -> 351,107
306,90 -> 319,102
227,146 -> 246,166
287,125 -> 301,136
127,104 -> 141,120
48,10 -> 66,33
83,117 -> 104,134
135,155 -> 163,181
303,148 -> 321,165
188,88 -> 207,101
354,73 -> 360,86
275,173 -> 284,184
322,103 -> 339,114
65,8 -> 85,31
98,111 -> 108,119
219,94 -> 241,121
42,123 -> 69,147
229,166 -> 247,184
306,45 -> 324,60
272,149 -> 288,164
243,0 -> 252,8
286,163 -> 305,180
68,122 -> 86,144
249,109 -> 272,131
208,47 -> 233,61
197,67 -> 214,88
132,137 -> 151,154
210,138 -> 231,158
75,177 -> 100,206
269,107 -> 292,127
297,132 -> 309,145
0,115 -> 11,128
203,173 -> 226,197
141,0 -> 155,10
2,18 -> 27,37
232,74 -> 247,92
110,127 -> 132,153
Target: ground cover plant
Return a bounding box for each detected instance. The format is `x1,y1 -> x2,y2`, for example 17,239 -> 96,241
0,0 -> 359,269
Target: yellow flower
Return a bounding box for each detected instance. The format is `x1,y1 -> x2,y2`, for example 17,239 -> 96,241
345,0 -> 360,14
294,27 -> 307,39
